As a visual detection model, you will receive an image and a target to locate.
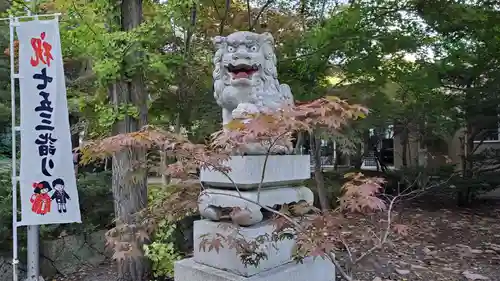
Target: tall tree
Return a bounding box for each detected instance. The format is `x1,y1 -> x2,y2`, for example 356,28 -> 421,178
108,0 -> 149,279
0,1 -> 16,157
414,0 -> 500,204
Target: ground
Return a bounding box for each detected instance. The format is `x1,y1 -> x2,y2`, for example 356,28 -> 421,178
53,191 -> 500,281
339,195 -> 500,281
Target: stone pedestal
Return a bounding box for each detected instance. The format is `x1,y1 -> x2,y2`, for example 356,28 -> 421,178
175,257 -> 336,281
174,154 -> 336,281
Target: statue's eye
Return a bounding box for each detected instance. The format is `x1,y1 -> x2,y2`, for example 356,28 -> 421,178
249,45 -> 258,52
227,46 -> 235,52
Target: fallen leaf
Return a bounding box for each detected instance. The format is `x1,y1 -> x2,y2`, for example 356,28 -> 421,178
393,224 -> 410,236
112,250 -> 127,262
486,243 -> 500,252
372,277 -> 382,281
395,268 -> 410,275
462,270 -> 490,280
230,207 -> 254,226
411,264 -> 427,270
291,201 -> 312,215
457,245 -> 474,258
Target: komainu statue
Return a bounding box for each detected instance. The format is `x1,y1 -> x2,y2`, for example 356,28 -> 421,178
212,31 -> 294,154
212,31 -> 294,125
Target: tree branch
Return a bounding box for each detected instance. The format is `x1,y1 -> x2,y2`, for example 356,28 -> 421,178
247,0 -> 252,30
210,0 -> 222,20
257,131 -> 291,203
219,0 -> 230,35
249,0 -> 274,31
353,193 -> 397,264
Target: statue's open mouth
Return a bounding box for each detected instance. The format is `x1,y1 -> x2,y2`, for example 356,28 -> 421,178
227,64 -> 258,80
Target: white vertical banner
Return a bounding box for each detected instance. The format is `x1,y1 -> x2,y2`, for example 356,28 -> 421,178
17,18 -> 82,226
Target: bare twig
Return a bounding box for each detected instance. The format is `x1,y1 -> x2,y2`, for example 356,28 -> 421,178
328,252 -> 354,281
340,238 -> 354,263
353,194 -> 397,264
249,0 -> 274,31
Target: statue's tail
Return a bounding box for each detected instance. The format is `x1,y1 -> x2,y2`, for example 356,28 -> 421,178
279,84 -> 294,106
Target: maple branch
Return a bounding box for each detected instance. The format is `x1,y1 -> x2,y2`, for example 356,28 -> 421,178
340,238 -> 354,263
328,252 -> 354,281
367,227 -> 381,242
257,131 -> 291,203
382,195 -> 398,243
207,189 -> 356,281
349,173 -> 450,266
353,194 -> 397,264
191,157 -> 243,197
398,172 -> 457,200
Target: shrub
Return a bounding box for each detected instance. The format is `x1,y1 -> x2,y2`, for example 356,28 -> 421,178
144,220 -> 182,279
0,163 -> 17,252
144,184 -> 183,279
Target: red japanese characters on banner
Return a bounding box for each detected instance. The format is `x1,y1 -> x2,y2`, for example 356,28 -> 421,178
30,32 -> 54,67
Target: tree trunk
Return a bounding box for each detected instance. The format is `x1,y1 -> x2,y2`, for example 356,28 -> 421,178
334,141 -> 339,171
458,85 -> 475,207
109,0 -> 150,279
458,126 -> 474,206
69,115 -> 79,148
326,139 -> 334,166
311,132 -> 330,210
294,131 -> 304,154
353,129 -> 370,169
69,115 -> 79,176
401,125 -> 408,168
160,150 -> 170,186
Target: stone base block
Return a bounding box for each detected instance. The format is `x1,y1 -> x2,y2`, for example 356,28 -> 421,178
174,257 -> 335,281
200,155 -> 311,189
193,220 -> 295,276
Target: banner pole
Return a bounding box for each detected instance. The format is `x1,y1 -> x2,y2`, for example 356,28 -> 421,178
26,226 -> 41,281
10,15 -> 19,281
23,0 -> 44,278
